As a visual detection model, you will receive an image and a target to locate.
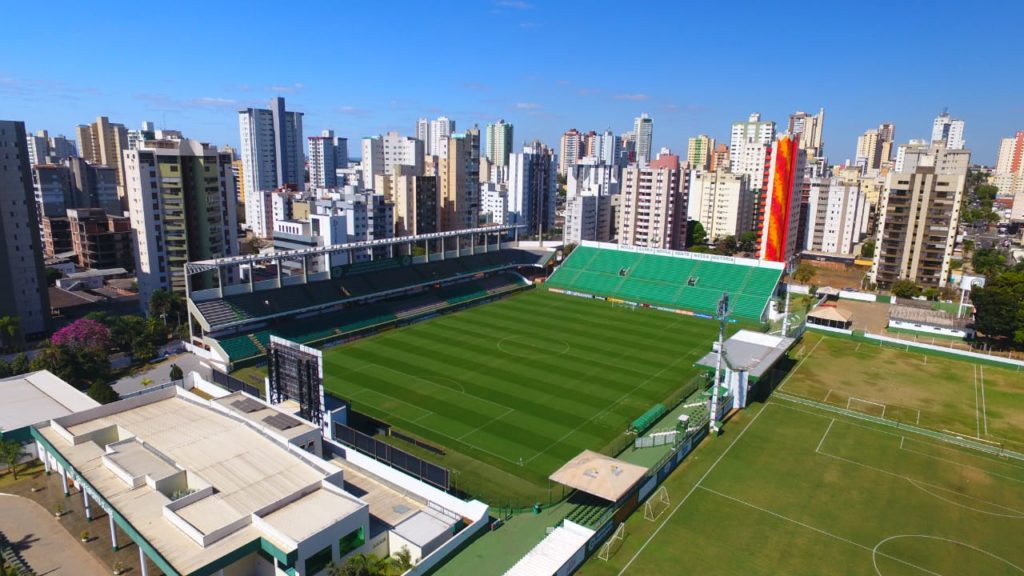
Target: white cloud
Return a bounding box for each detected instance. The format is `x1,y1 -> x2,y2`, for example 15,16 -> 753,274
515,102 -> 542,110
614,93 -> 649,101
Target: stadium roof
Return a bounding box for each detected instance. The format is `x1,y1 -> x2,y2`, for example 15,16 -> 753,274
504,523 -> 595,576
0,370 -> 99,432
549,450 -> 648,502
697,330 -> 796,378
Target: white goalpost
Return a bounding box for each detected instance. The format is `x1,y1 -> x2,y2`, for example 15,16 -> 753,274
598,522 -> 626,561
643,486 -> 671,522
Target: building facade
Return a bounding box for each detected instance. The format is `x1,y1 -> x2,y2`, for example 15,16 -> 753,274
75,116 -> 129,208
687,170 -> 751,242
239,97 -> 304,236
687,135 -> 715,171
756,136 -> 805,265
931,111 -> 965,150
558,129 -> 582,176
787,108 -> 825,159
729,113 -> 775,171
803,178 -> 867,255
361,132 -> 424,189
485,119 -> 513,167
633,113 -> 653,166
620,154 -> 687,249
870,144 -> 969,288
308,130 -> 349,190
508,141 -> 557,236
123,139 -> 239,309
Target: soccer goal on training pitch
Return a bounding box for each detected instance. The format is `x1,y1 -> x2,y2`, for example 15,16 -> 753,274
598,522 -> 626,561
643,486 -> 671,522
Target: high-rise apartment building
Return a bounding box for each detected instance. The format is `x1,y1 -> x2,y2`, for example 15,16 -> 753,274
856,123 -> 897,172
709,143 -> 730,172
787,108 -> 825,159
391,166 -> 439,236
595,130 -> 621,166
438,130 -> 479,231
415,116 -> 455,157
33,164 -> 74,218
485,119 -> 514,167
803,178 -> 867,255
308,129 -> 349,189
756,136 -> 805,264
878,123 -> 896,164
687,135 -> 715,171
76,116 -> 129,207
558,129 -> 582,176
633,113 -> 654,165
563,160 -> 620,244
730,113 -> 775,171
931,111 -> 965,150
123,139 -> 239,309
65,208 -> 134,270
620,153 -> 687,249
239,97 -> 304,236
508,141 -> 557,236
361,132 -> 424,189
687,170 -> 751,242
994,131 -> 1024,199
0,121 -> 50,337
870,144 -> 969,288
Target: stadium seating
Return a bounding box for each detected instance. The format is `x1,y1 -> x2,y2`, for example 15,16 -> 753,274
565,496 -> 612,528
214,272 -> 529,362
547,246 -> 781,320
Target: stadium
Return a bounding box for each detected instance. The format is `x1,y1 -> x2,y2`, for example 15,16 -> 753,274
183,229 -> 785,503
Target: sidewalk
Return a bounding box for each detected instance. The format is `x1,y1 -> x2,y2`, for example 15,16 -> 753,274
0,494 -> 108,576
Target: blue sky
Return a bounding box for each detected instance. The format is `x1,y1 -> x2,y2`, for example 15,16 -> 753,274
2,0 -> 1021,164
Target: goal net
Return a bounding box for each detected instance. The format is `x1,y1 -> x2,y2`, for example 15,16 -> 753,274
598,522 -> 625,561
644,486 -> 671,522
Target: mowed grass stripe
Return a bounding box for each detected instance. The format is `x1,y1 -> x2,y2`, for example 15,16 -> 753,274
321,289 -> 716,481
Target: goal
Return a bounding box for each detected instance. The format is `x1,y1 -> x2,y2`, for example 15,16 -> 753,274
644,486 -> 671,522
598,522 -> 625,561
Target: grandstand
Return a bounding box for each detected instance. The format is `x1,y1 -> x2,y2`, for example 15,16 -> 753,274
184,226 -> 553,369
547,241 -> 784,321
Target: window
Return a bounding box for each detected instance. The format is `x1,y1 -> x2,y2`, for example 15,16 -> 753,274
339,526 -> 365,557
304,544 -> 333,576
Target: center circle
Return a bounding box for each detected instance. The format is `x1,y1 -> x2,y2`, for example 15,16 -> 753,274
497,335 -> 571,358
872,535 -> 1024,576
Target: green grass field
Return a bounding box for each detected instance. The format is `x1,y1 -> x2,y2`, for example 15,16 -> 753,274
320,288 -> 724,503
780,331 -> 1024,452
582,399 -> 1024,575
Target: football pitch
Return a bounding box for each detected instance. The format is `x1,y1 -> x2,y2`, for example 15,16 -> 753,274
321,288 -> 723,502
583,399 -> 1024,575
780,332 -> 1024,452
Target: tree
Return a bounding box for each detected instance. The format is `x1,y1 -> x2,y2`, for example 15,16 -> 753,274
132,339 -> 156,362
45,267 -> 63,286
0,436 -> 26,480
793,263 -> 817,285
51,318 -> 112,351
8,353 -> 28,376
31,343 -> 111,390
0,316 -> 21,352
860,241 -> 875,259
87,380 -> 120,404
169,364 -> 183,382
961,239 -> 975,258
738,231 -> 757,253
890,279 -> 921,299
971,271 -> 1024,344
686,220 -> 707,248
714,235 -> 738,255
149,288 -> 174,322
110,315 -> 148,352
972,247 -> 1007,277
923,287 -> 940,301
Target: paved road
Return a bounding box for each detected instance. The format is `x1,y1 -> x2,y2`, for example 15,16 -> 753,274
113,351 -> 211,396
0,494 -> 108,576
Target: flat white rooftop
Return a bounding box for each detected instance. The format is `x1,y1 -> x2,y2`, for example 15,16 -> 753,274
39,388 -> 365,575
0,370 -> 99,432
504,523 -> 594,576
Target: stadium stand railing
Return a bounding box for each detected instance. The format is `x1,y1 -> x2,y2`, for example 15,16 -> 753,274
214,272 -> 530,366
546,244 -> 782,320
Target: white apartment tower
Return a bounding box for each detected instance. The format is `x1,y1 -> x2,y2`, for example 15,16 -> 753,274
239,97 -> 304,236
485,119 -> 514,167
730,113 -> 775,170
508,141 -> 557,236
308,130 -> 349,189
687,170 -> 751,242
361,132 -> 424,188
620,155 -> 687,249
416,116 -> 456,156
804,178 -> 867,255
633,113 -> 654,165
931,111 -> 965,150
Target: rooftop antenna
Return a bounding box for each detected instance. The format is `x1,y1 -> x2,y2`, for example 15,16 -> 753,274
710,292 -> 730,435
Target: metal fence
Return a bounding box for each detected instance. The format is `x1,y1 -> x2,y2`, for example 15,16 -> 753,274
211,369 -> 262,398
333,423 -> 450,490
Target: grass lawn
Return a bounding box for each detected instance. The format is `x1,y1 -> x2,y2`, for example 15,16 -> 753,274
779,332 -> 1024,452
320,288 -> 724,504
581,399 -> 1024,575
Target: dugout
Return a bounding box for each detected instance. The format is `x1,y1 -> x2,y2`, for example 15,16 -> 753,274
697,330 -> 796,408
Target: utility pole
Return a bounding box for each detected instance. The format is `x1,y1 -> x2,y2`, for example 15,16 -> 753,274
711,293 -> 729,435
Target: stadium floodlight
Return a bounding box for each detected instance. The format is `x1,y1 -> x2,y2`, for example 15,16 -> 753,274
710,292 -> 730,435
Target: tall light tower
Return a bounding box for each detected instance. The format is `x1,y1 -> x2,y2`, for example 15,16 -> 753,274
710,292 -> 730,435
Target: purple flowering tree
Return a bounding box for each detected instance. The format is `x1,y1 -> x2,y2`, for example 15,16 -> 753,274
50,318 -> 112,351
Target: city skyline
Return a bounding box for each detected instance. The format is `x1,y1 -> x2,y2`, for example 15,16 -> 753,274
2,1 -> 1022,165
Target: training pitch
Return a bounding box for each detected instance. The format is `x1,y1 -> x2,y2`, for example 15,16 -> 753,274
321,288 -> 722,502
583,399 -> 1024,575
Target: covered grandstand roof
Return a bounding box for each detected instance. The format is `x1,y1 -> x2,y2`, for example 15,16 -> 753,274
696,330 -> 795,378
808,306 -> 852,324
549,450 -> 648,502
504,523 -> 594,576
546,242 -> 783,320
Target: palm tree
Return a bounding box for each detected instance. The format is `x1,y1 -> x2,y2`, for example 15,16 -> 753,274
0,316 -> 20,352
385,549 -> 412,575
0,436 -> 27,480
